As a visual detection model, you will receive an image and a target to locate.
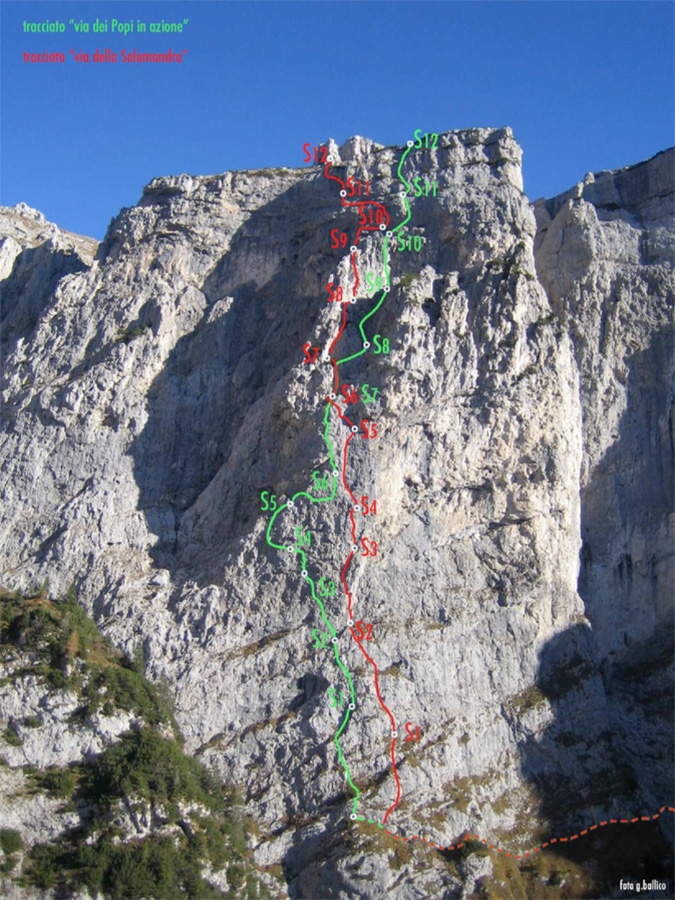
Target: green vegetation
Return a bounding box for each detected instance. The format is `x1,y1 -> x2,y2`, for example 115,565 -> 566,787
538,655 -> 597,701
22,729 -> 265,897
29,834 -> 234,898
26,766 -> 78,799
2,726 -> 22,747
0,587 -> 265,899
114,323 -> 149,343
20,715 -> 42,729
0,829 -> 23,874
515,363 -> 538,384
443,769 -> 500,814
75,655 -> 175,727
400,272 -> 422,290
0,829 -> 23,854
350,824 -> 412,871
498,332 -> 518,349
510,265 -> 536,281
507,685 -> 547,715
90,727 -> 221,814
457,837 -> 491,860
477,847 -> 597,900
0,585 -> 176,733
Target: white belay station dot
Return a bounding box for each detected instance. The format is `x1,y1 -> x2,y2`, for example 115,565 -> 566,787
331,637 -> 338,644
340,190 -> 347,197
348,703 -> 356,711
351,425 -> 358,433
287,500 -> 294,508
407,139 -> 414,147
379,223 -> 386,231
350,245 -> 357,253
352,544 -> 358,552
384,285 -> 391,293
363,341 -> 371,349
301,570 -> 308,577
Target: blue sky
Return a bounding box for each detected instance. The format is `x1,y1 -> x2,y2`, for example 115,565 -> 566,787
2,1 -> 673,239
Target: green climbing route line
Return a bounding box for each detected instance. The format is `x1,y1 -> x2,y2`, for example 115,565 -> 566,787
265,406 -> 337,547
335,165 -> 411,367
265,403 -> 361,813
264,137 -> 419,821
397,143 -> 413,193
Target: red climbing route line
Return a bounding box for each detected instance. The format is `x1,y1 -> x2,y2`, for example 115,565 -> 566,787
322,155 -> 402,825
340,552 -> 356,620
327,397 -> 355,431
323,161 -> 390,254
339,428 -> 402,825
340,433 -> 358,505
348,509 -> 357,546
324,162 -> 344,189
351,631 -> 401,825
328,305 -> 349,395
351,251 -> 359,296
348,201 -> 390,245
366,806 -> 675,859
311,142 -> 670,842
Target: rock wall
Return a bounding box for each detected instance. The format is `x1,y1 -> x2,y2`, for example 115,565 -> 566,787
534,148 -> 675,818
0,131 -> 672,898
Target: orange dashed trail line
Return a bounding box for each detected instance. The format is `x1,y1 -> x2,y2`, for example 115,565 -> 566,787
314,143 -> 672,844
361,806 -> 675,858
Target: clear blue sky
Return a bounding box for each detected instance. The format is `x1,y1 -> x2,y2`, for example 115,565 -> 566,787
2,1 -> 673,240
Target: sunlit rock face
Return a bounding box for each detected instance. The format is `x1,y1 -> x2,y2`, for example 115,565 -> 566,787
1,134 -> 672,898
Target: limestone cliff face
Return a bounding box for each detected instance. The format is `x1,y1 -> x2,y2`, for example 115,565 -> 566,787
533,150 -> 675,822
0,131 -> 672,898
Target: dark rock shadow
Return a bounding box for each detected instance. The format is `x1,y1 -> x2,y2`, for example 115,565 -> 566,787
577,327 -> 674,812
128,175 -> 341,583
516,621 -> 674,895
0,242 -> 90,358
518,622 -> 633,823
281,815 -> 369,900
128,166 -> 431,588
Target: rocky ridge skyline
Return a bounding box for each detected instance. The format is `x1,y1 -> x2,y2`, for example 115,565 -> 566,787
0,129 -> 673,899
